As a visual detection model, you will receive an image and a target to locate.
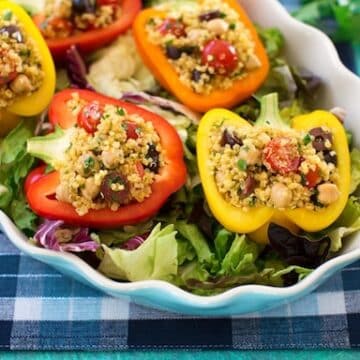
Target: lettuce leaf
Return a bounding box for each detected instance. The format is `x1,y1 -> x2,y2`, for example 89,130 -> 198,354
98,224 -> 178,281
0,121 -> 38,234
350,148 -> 360,194
327,197 -> 360,252
220,234 -> 260,276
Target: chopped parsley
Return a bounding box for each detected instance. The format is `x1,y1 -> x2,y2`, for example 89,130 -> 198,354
237,159 -> 247,171
116,107 -> 125,116
3,10 -> 12,21
303,133 -> 312,145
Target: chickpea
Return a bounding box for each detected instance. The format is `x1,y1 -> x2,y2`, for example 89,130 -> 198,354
271,183 -> 292,208
9,74 -> 32,94
206,19 -> 229,35
187,28 -> 207,41
48,0 -> 72,19
82,177 -> 100,201
101,150 -> 119,169
245,54 -> 261,71
76,153 -> 99,177
317,183 -> 339,205
56,184 -> 70,203
238,147 -> 260,165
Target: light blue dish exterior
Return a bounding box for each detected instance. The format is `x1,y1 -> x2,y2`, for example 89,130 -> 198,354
21,250 -> 360,316
1,0 -> 360,316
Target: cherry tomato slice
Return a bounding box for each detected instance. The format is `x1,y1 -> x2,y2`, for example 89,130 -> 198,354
0,71 -> 17,86
136,161 -> 145,178
305,167 -> 320,188
125,121 -> 139,140
158,18 -> 186,38
45,18 -> 73,37
201,39 -> 238,75
263,137 -> 300,175
78,102 -> 103,134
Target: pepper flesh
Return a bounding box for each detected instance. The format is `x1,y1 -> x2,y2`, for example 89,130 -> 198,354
0,1 -> 55,116
133,0 -> 269,113
197,94 -> 351,242
26,89 -> 187,228
33,0 -> 141,60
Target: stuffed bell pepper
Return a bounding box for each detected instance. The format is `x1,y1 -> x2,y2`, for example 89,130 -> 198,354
33,0 -> 142,59
133,0 -> 269,112
197,93 -> 351,244
25,89 -> 187,228
0,1 -> 55,116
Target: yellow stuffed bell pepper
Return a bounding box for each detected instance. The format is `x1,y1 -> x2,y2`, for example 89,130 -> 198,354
0,1 -> 55,117
197,93 -> 350,244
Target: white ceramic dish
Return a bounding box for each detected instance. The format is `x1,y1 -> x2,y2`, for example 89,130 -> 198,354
1,0 -> 360,316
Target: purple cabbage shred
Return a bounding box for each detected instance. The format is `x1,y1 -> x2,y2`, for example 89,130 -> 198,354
65,45 -> 94,91
34,220 -> 99,253
120,233 -> 149,251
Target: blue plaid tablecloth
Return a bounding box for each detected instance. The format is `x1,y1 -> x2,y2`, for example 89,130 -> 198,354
1,0 -> 360,351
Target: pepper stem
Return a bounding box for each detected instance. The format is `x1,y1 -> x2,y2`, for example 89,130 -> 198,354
254,93 -> 289,129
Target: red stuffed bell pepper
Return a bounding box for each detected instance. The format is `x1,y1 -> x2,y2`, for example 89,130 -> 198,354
26,89 -> 187,228
33,0 -> 141,60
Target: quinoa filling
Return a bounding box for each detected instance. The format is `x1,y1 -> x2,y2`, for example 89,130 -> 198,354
54,94 -> 164,216
40,0 -> 122,39
146,0 -> 260,95
0,10 -> 44,108
209,125 -> 340,211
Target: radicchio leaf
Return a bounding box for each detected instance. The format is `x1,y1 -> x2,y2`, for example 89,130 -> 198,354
268,223 -> 330,268
120,234 -> 148,251
34,220 -> 99,252
65,45 -> 94,91
121,91 -> 200,124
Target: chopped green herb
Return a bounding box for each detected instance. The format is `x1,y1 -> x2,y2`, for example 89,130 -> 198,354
19,49 -> 31,57
303,133 -> 312,145
248,196 -> 256,207
300,173 -> 307,186
116,107 -> 125,116
229,23 -> 236,30
220,12 -> 226,18
3,10 -> 12,21
84,156 -> 95,174
237,159 -> 247,171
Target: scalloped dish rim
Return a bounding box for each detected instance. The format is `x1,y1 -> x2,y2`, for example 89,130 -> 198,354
1,0 -> 360,315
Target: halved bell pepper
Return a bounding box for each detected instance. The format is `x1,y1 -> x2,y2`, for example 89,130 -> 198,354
33,0 -> 142,60
133,0 -> 269,113
0,110 -> 21,137
25,89 -> 187,228
197,93 -> 350,241
0,1 -> 55,116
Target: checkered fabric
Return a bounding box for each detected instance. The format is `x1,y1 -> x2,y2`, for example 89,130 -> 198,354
0,0 -> 359,351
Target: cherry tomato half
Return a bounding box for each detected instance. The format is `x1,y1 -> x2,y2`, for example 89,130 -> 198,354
136,161 -> 145,178
45,17 -> 73,38
264,137 -> 300,175
158,18 -> 186,38
201,39 -> 238,75
305,167 -> 320,188
125,121 -> 139,140
78,102 -> 103,134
